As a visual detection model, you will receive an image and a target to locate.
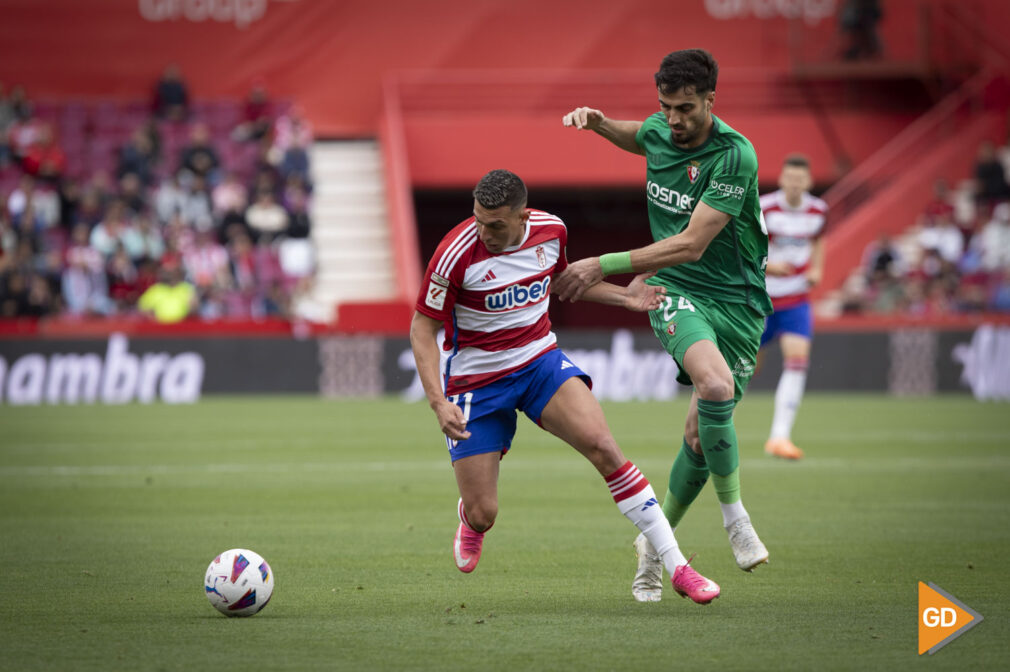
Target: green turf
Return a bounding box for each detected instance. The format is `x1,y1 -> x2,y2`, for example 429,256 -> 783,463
0,394 -> 1007,671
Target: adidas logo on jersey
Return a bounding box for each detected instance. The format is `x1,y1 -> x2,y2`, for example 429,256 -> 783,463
484,277 -> 550,311
481,269 -> 497,283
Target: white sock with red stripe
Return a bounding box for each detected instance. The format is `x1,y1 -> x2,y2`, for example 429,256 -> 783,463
605,461 -> 688,572
770,357 -> 808,440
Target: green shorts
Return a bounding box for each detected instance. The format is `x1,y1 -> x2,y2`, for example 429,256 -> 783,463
647,289 -> 764,402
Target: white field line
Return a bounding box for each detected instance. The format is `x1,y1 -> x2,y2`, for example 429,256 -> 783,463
2,455 -> 1010,478
3,428 -> 1010,454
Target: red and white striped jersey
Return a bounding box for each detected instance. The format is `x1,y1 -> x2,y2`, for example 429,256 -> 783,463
760,190 -> 827,309
414,209 -> 568,395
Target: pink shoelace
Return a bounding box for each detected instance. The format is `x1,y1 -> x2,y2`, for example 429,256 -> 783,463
675,554 -> 708,589
459,526 -> 483,555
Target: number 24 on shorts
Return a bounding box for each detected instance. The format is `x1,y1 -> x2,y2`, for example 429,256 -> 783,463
661,295 -> 696,322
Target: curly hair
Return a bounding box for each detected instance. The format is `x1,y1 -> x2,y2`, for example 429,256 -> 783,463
473,169 -> 527,211
654,49 -> 719,96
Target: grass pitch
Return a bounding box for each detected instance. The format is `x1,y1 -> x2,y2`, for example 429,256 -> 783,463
0,394 -> 1007,671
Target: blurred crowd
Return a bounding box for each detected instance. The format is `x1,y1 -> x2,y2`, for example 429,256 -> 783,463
0,65 -> 315,323
840,139 -> 1010,315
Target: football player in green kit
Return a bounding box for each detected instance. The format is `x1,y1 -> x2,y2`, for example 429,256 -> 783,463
557,48 -> 770,602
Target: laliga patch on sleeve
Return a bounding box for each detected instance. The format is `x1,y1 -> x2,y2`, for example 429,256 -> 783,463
425,281 -> 447,310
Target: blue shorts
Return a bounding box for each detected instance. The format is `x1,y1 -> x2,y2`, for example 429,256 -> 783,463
444,348 -> 590,463
761,301 -> 813,347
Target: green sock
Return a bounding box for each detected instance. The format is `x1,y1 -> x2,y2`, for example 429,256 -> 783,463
697,398 -> 741,505
661,438 -> 709,528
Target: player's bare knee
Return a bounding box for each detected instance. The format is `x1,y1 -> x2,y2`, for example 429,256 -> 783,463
466,501 -> 497,532
696,374 -> 734,402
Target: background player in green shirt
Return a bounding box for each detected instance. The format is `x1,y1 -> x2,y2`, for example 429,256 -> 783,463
557,48 -> 770,602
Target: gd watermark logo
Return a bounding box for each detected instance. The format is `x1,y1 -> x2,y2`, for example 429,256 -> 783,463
918,582 -> 983,655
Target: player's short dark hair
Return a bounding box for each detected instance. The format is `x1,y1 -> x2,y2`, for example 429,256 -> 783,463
473,169 -> 527,211
783,153 -> 811,170
654,49 -> 719,96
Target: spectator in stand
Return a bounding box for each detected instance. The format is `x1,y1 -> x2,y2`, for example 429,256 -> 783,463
178,123 -> 221,183
11,190 -> 47,238
955,241 -> 990,313
90,199 -> 144,260
0,208 -> 16,272
154,173 -> 186,225
183,229 -> 230,293
974,202 -> 1010,272
8,85 -> 32,122
262,279 -> 290,318
74,185 -> 106,229
245,187 -> 288,243
862,233 -> 902,279
921,178 -> 955,223
233,84 -> 274,143
106,245 -> 139,311
22,272 -> 55,316
138,264 -> 196,323
180,173 -> 214,232
162,215 -> 194,265
917,211 -> 964,266
62,230 -> 114,316
974,140 -> 1010,208
0,270 -> 30,317
117,128 -> 157,187
0,83 -> 15,168
21,123 -> 67,185
118,172 -> 147,216
273,107 -> 312,186
839,0 -> 883,61
278,183 -> 314,281
251,162 -> 281,200
153,64 -> 189,121
212,172 -> 248,218
135,213 -> 165,262
212,172 -> 251,242
8,175 -> 59,230
225,231 -> 263,316
57,179 -> 81,232
6,87 -> 41,162
284,182 -> 311,239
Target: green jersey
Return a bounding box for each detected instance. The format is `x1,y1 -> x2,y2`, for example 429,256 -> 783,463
635,112 -> 772,316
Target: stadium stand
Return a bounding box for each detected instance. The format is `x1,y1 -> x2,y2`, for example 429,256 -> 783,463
0,82 -> 315,323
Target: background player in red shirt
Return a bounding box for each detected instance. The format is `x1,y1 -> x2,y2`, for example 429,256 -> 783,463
410,169 -> 721,603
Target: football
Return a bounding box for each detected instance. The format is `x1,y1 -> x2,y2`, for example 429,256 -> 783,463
204,548 -> 274,617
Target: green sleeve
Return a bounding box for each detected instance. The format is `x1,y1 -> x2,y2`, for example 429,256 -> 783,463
635,113 -> 662,151
700,143 -> 757,217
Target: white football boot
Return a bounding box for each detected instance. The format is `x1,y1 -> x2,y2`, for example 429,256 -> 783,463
725,516 -> 769,571
631,533 -> 664,602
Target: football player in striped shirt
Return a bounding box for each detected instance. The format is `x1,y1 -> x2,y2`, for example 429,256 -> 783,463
410,169 -> 720,604
758,154 -> 826,460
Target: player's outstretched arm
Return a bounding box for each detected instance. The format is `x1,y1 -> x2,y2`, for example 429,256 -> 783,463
409,311 -> 471,441
554,202 -> 731,302
561,106 -> 645,156
566,272 -> 666,312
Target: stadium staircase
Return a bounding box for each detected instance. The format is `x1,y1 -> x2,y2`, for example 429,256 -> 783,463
308,140 -> 397,317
